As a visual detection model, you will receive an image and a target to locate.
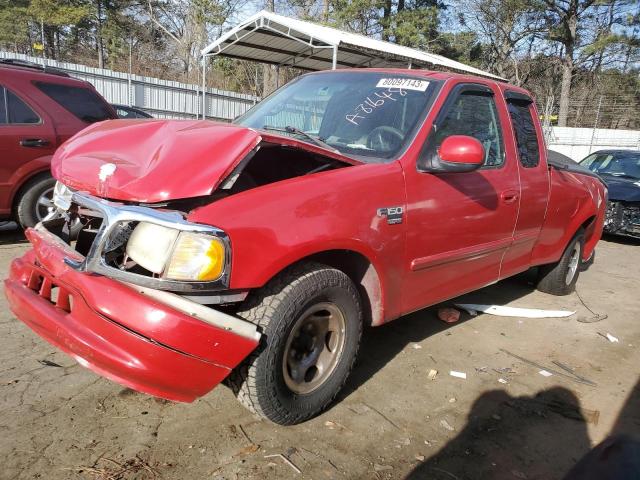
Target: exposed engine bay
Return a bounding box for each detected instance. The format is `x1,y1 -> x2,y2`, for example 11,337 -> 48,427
43,143 -> 351,302
604,201 -> 640,238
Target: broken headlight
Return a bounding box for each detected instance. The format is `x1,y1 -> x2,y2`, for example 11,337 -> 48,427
126,222 -> 226,281
53,181 -> 73,211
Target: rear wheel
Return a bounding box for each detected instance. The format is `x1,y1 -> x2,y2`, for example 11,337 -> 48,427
227,262 -> 363,425
15,175 -> 56,228
537,231 -> 584,296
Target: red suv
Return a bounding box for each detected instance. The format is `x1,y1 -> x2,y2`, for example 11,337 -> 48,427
0,59 -> 117,227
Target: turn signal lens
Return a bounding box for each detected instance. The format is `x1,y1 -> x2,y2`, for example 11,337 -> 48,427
165,232 -> 225,281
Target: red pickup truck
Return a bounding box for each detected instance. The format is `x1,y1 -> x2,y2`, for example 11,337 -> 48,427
5,70 -> 606,425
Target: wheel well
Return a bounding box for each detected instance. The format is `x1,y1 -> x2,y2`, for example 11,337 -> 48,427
11,170 -> 52,215
300,250 -> 383,327
580,215 -> 596,242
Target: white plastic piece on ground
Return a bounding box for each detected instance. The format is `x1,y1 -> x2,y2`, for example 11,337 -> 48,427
539,370 -> 553,377
124,282 -> 261,341
606,333 -> 619,343
449,371 -> 467,379
498,378 -> 508,384
455,304 -> 575,318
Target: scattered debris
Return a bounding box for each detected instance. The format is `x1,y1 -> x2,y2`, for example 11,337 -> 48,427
79,454 -> 159,479
494,367 -> 516,375
428,369 -> 438,380
415,455 -> 425,462
374,463 -> 393,472
324,420 -> 349,431
38,359 -> 63,368
575,287 -> 608,323
448,397 -> 457,403
449,371 -> 467,379
499,349 -> 597,387
551,361 -> 596,385
455,304 -> 575,318
512,469 -> 528,479
599,332 -> 619,343
440,419 -> 455,431
236,444 -> 260,456
539,370 -> 553,377
437,307 -> 461,323
498,378 -> 508,384
527,396 -> 600,425
264,453 -> 302,474
475,366 -> 489,373
412,343 -> 423,349
492,414 -> 502,420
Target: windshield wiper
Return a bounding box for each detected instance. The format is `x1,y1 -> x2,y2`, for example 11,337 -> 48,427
262,125 -> 340,154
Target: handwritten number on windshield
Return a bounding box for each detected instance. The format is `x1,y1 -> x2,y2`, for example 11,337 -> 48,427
345,88 -> 407,126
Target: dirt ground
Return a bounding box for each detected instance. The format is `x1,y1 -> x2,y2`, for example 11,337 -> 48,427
0,224 -> 638,480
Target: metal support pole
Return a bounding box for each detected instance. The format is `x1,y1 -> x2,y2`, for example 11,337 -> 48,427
128,38 -> 133,107
201,57 -> 207,120
588,95 -> 603,155
332,46 -> 337,70
275,65 -> 280,89
407,60 -> 412,69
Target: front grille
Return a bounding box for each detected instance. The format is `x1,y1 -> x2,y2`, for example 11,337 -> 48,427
25,270 -> 74,312
41,191 -> 230,293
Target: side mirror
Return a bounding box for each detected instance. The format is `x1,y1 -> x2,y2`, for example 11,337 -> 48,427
418,134 -> 485,173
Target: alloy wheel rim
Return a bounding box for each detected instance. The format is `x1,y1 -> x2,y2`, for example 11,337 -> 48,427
35,187 -> 55,222
282,302 -> 346,394
565,244 -> 580,285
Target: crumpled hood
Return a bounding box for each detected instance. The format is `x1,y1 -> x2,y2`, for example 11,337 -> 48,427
52,120 -> 262,203
600,175 -> 640,202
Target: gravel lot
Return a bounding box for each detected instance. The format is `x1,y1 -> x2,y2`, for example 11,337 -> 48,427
1,225 -> 638,480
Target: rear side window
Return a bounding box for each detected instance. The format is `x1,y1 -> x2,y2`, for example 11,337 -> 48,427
433,91 -> 505,167
35,82 -> 114,123
0,87 -> 40,124
507,99 -> 540,168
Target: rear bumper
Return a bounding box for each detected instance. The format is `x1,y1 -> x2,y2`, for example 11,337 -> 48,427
4,228 -> 259,402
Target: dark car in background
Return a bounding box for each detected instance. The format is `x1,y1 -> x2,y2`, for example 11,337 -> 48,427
0,59 -> 117,228
112,104 -> 153,119
580,149 -> 640,238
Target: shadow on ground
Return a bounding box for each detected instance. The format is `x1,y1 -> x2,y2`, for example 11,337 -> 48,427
404,387 -> 593,479
340,270 -> 538,401
403,380 -> 640,480
0,222 -> 26,245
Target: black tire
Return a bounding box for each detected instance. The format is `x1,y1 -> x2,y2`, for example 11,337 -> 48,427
15,174 -> 55,228
537,231 -> 585,296
227,262 -> 363,425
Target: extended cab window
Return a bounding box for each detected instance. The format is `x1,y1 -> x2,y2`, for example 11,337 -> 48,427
507,98 -> 540,168
0,87 -> 40,124
35,82 -> 114,123
433,90 -> 504,167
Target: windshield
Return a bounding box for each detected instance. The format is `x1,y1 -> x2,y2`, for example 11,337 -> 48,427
235,72 -> 439,162
580,151 -> 640,180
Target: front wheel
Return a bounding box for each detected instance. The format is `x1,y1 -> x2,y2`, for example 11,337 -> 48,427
227,262 -> 363,425
536,231 -> 585,296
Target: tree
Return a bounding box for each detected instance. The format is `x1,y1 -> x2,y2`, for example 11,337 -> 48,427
459,0 -> 543,81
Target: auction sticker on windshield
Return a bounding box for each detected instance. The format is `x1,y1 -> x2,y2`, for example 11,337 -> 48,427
375,78 -> 429,91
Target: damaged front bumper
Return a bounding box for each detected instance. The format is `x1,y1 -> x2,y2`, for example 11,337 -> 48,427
5,227 -> 260,402
604,201 -> 640,238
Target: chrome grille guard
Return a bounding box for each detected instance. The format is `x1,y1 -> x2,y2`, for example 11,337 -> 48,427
57,192 -> 231,292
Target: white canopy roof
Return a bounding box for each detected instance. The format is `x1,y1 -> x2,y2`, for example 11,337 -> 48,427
202,10 -> 500,79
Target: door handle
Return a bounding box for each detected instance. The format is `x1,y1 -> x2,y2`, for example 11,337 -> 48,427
500,189 -> 519,204
20,138 -> 50,148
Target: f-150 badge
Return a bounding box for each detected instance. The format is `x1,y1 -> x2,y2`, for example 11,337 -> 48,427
377,206 -> 404,225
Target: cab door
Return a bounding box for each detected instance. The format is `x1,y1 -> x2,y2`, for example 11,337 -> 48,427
400,82 -> 520,314
0,85 -> 56,214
